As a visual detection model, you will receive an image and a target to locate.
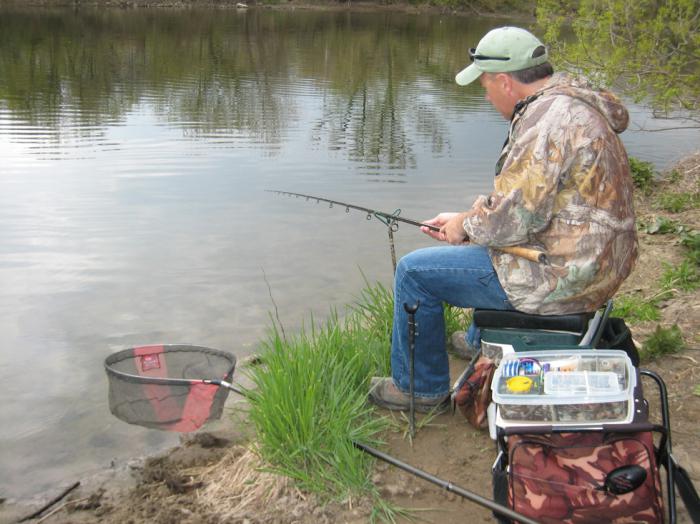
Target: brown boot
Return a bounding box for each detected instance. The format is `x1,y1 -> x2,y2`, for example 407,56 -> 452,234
368,377 -> 449,414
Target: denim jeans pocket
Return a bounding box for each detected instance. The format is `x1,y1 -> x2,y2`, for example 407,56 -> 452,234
477,272 -> 498,287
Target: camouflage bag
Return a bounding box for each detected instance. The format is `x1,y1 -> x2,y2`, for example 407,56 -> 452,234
493,431 -> 664,524
454,353 -> 496,429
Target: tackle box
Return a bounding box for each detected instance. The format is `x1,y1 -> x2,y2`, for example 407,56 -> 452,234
491,350 -> 637,428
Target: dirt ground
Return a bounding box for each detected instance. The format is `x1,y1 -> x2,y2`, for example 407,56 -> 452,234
2,154 -> 699,524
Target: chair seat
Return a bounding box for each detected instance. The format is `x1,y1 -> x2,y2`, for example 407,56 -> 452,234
473,309 -> 593,334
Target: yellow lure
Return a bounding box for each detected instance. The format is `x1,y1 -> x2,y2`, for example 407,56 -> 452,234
506,376 -> 533,393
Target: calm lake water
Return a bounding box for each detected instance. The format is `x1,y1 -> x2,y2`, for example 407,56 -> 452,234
1,6 -> 698,501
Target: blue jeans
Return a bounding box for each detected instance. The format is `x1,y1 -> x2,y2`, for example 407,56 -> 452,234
391,245 -> 513,398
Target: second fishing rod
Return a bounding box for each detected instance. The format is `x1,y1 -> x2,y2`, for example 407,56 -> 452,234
267,190 -> 549,267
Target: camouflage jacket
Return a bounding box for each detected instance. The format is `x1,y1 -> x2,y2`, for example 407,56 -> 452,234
463,73 -> 638,315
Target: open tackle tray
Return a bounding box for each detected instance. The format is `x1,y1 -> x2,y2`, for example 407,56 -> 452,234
491,349 -> 638,427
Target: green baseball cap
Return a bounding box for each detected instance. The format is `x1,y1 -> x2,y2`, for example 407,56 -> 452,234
455,27 -> 548,86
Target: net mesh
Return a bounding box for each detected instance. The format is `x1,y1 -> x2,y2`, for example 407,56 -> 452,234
105,345 -> 236,432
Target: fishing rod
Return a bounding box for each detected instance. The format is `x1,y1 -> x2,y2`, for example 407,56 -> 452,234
267,190 -> 549,265
353,441 -> 541,524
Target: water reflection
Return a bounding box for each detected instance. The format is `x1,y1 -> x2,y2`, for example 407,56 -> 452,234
1,6 -> 698,503
0,8 -> 500,170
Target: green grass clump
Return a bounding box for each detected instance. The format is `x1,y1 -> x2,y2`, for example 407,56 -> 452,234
349,273 -> 472,357
245,279 -> 474,517
247,311 -> 389,499
611,294 -> 661,323
667,170 -> 682,184
349,277 -> 394,368
655,192 -> 698,213
247,279 -> 427,519
680,231 -> 700,266
641,324 -> 685,360
444,305 -> 472,335
629,157 -> 656,194
661,260 -> 700,292
621,226 -> 699,324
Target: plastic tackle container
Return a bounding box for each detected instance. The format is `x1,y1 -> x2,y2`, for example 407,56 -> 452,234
491,350 -> 636,427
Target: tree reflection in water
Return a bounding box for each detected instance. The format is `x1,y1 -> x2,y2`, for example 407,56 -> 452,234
0,7 -> 492,169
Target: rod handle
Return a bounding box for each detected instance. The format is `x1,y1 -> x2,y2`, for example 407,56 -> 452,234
425,222 -> 548,265
499,246 -> 549,265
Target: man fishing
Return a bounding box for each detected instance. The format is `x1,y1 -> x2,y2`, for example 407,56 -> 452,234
369,26 -> 638,413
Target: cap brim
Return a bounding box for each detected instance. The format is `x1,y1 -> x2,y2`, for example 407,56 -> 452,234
455,64 -> 483,86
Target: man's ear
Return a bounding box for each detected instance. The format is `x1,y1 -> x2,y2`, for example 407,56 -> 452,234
494,72 -> 513,95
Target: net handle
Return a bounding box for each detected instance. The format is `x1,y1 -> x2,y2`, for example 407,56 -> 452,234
106,370 -> 245,396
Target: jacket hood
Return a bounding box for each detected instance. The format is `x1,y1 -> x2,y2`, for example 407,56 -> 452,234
538,73 -> 629,134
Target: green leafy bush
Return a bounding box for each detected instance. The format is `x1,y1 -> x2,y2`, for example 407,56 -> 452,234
641,216 -> 680,235
628,157 -> 656,194
537,0 -> 700,116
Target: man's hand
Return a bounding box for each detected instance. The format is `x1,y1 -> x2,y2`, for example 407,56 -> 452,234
441,212 -> 470,244
421,212 -> 470,244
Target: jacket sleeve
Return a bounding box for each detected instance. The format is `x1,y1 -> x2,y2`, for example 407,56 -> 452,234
463,115 -> 566,247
